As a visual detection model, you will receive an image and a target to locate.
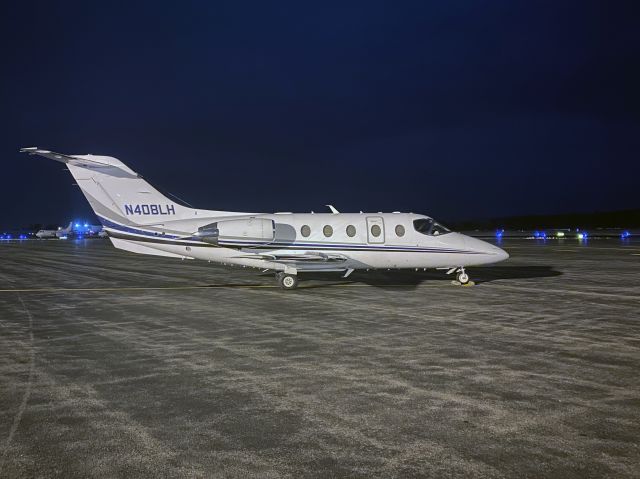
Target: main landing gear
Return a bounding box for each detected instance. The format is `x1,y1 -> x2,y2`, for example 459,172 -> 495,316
276,272 -> 299,290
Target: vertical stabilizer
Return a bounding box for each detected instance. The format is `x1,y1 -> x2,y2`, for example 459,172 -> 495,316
22,148 -> 193,227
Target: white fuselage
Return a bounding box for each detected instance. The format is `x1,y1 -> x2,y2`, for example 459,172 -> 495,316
35,229 -> 58,239
102,211 -> 508,273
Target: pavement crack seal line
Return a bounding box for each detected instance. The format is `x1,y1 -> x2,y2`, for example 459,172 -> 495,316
0,293 -> 35,475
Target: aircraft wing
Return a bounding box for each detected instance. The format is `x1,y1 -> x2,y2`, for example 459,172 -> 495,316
236,251 -> 348,263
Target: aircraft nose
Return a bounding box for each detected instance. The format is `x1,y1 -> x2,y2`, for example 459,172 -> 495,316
494,246 -> 509,261
464,236 -> 509,261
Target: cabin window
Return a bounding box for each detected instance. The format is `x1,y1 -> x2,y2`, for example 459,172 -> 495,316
395,225 -> 405,237
301,225 -> 311,237
413,218 -> 451,236
346,225 -> 356,237
371,224 -> 381,237
323,225 -> 333,237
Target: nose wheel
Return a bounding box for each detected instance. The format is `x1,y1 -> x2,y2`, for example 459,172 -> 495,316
276,272 -> 299,290
456,270 -> 470,285
447,267 -> 471,285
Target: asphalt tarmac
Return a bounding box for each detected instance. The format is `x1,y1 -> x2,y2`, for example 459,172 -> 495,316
0,238 -> 639,478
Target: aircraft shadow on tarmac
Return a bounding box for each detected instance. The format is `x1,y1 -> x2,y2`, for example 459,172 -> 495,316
297,265 -> 562,289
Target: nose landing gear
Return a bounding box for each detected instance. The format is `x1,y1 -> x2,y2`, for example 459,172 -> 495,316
446,266 -> 472,285
456,268 -> 470,285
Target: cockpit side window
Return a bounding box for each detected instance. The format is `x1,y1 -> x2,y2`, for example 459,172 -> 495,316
413,218 -> 433,235
413,218 -> 451,236
431,222 -> 450,235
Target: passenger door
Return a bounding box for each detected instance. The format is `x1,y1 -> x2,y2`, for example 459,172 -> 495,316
366,216 -> 385,244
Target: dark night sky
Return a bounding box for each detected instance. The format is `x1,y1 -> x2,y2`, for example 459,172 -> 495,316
1,1 -> 639,229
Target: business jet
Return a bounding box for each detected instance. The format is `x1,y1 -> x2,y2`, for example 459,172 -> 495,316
35,228 -> 58,239
35,221 -> 72,239
22,147 -> 508,289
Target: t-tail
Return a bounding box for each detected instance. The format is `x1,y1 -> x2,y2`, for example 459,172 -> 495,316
21,148 -> 195,230
56,221 -> 74,238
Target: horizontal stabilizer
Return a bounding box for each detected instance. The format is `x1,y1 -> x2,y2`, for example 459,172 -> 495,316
21,147 -> 139,179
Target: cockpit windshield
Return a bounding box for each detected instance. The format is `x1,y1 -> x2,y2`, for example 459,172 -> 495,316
413,218 -> 451,236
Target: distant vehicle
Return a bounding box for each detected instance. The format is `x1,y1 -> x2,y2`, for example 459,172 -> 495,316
66,222 -> 104,238
23,147 -> 509,289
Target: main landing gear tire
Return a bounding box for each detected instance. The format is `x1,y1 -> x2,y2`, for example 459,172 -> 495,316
456,271 -> 470,285
277,273 -> 299,290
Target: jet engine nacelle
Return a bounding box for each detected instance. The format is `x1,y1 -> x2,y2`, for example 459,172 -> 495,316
197,217 -> 275,245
